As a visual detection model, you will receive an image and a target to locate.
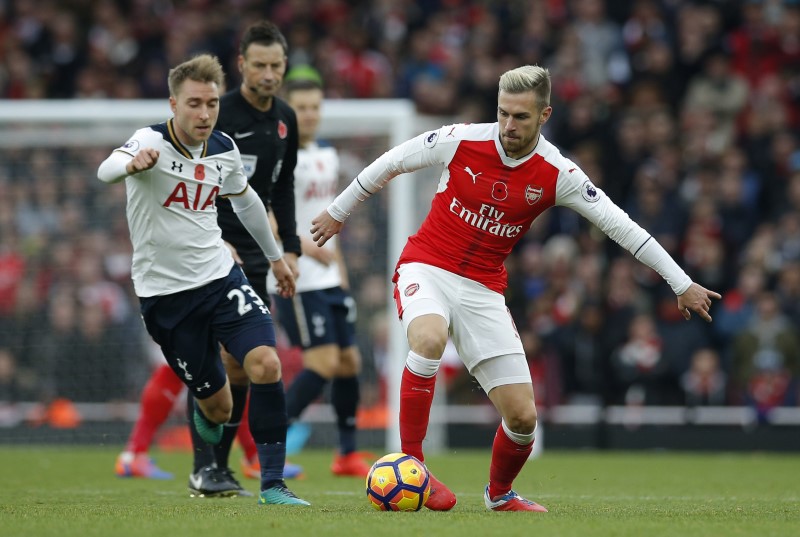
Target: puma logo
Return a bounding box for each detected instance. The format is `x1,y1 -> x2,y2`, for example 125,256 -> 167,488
465,166 -> 482,184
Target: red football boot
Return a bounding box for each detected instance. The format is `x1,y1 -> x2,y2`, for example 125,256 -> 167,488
483,486 -> 548,512
424,472 -> 457,511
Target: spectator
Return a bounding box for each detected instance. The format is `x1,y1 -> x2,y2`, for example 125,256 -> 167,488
681,347 -> 727,406
610,312 -> 671,405
731,291 -> 800,416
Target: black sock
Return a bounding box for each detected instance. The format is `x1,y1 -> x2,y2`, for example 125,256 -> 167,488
331,376 -> 359,455
214,383 -> 247,469
249,380 -> 288,489
286,369 -> 327,421
187,395 -> 215,472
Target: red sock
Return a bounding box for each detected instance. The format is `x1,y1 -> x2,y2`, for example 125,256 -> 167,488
236,393 -> 257,462
399,367 -> 436,462
488,423 -> 533,500
126,364 -> 184,453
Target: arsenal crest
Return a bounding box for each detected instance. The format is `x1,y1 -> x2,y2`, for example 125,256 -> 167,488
278,120 -> 288,139
404,283 -> 420,297
525,185 -> 543,205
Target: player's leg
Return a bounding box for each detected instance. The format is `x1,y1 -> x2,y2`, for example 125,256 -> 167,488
394,263 -> 456,511
481,373 -> 547,513
215,266 -> 309,506
452,278 -> 546,512
330,344 -> 371,477
211,351 -> 249,471
285,344 -> 335,443
139,276 -> 239,497
276,290 -> 331,456
241,344 -> 309,506
116,363 -> 183,479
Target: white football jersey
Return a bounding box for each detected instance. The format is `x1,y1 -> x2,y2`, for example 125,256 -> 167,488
115,120 -> 248,297
268,142 -> 341,293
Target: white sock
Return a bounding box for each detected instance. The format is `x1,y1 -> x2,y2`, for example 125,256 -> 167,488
501,419 -> 534,446
405,350 -> 440,378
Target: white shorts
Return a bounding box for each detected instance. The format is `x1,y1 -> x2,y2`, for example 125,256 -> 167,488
472,353 -> 532,393
393,262 -> 525,374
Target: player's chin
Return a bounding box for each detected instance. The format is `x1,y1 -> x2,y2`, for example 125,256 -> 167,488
195,126 -> 212,139
501,137 -> 520,152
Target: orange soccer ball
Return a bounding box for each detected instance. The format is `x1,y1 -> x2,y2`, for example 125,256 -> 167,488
365,453 -> 431,511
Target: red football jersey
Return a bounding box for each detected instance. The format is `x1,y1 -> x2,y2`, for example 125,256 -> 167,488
332,122 -> 690,295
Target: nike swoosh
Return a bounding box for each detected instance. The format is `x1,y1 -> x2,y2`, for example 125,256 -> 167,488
189,473 -> 203,489
234,131 -> 254,139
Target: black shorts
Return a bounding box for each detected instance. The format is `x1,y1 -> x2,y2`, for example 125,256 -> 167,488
140,264 -> 276,399
272,286 -> 357,350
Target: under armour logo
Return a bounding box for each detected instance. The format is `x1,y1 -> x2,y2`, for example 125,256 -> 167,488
176,358 -> 193,381
172,161 -> 183,172
195,382 -> 211,392
465,166 -> 482,184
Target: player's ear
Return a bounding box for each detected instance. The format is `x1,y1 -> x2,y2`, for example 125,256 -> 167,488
540,106 -> 552,125
169,96 -> 177,114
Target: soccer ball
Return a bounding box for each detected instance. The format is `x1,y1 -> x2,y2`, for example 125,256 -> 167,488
366,452 -> 431,511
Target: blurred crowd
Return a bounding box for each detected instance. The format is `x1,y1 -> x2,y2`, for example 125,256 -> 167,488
1,0 -> 800,424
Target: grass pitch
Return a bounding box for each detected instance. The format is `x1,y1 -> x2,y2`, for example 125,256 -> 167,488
1,447 -> 797,537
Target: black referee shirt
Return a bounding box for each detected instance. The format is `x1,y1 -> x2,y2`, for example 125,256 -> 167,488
215,89 -> 301,266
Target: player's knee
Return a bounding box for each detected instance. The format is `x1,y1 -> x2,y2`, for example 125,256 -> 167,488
309,360 -> 337,379
336,347 -> 361,377
203,401 -> 233,424
244,347 -> 282,383
505,406 -> 538,435
408,330 -> 448,359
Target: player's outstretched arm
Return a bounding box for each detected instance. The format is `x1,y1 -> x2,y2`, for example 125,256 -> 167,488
310,209 -> 344,247
676,282 -> 722,322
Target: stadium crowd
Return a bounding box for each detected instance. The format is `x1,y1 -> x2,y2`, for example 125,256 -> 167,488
1,0 -> 799,427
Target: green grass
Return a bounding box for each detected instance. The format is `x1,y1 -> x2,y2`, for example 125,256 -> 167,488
1,447 -> 797,537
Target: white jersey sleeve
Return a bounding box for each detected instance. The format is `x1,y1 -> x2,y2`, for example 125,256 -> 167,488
328,126 -> 460,221
555,163 -> 692,295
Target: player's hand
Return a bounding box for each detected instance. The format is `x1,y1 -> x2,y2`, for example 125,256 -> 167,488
310,210 -> 344,247
126,148 -> 160,174
283,252 -> 300,280
271,257 -> 296,298
302,237 -> 335,266
677,283 -> 722,322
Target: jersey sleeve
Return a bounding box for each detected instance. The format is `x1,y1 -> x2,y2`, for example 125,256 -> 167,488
555,163 -> 692,295
219,141 -> 249,196
328,126 -> 457,220
97,127 -> 162,184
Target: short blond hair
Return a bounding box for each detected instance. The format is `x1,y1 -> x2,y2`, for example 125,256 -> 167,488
499,65 -> 551,109
167,54 -> 225,97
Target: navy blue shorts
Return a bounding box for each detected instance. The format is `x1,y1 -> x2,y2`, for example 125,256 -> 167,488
272,286 -> 356,350
140,264 -> 276,399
